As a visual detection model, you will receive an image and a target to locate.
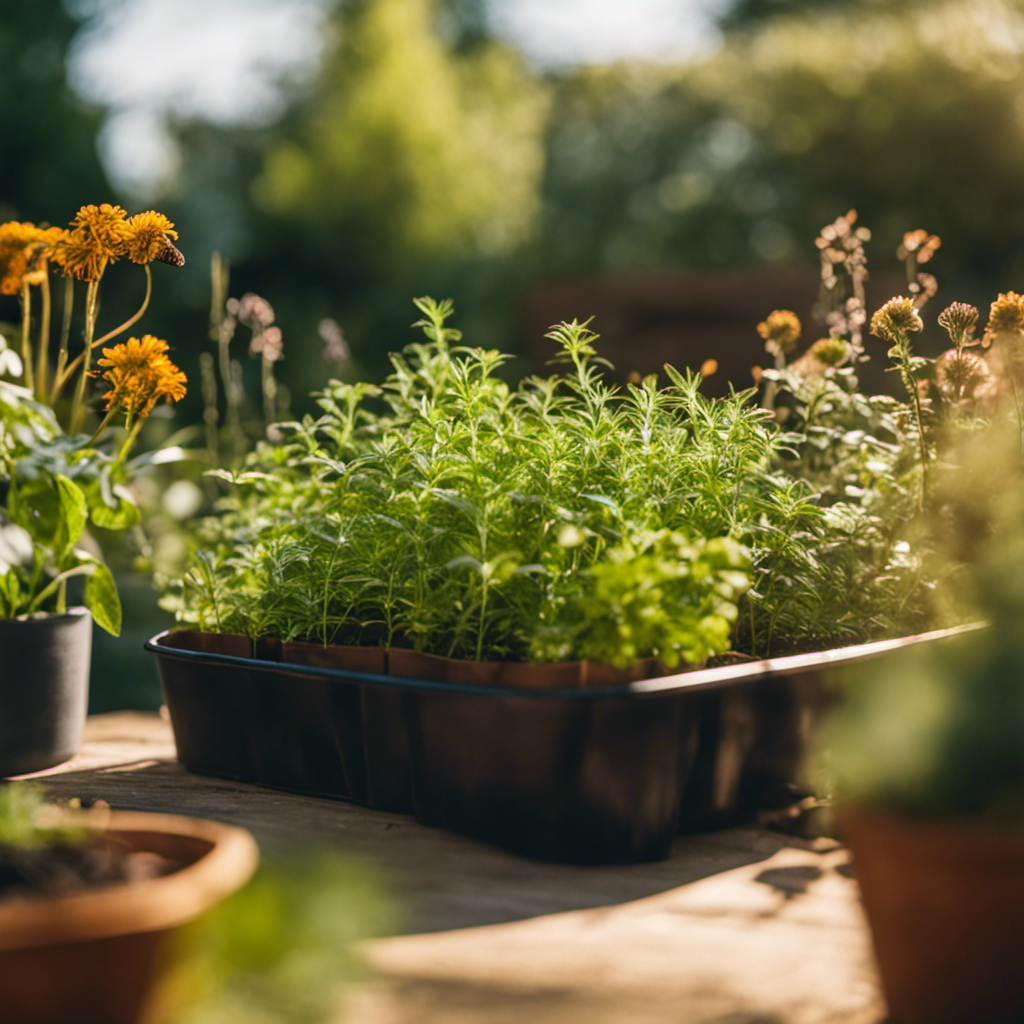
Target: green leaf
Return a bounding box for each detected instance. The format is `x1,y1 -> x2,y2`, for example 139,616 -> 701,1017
86,475 -> 140,530
0,569 -> 23,616
84,561 -> 122,636
54,475 -> 88,558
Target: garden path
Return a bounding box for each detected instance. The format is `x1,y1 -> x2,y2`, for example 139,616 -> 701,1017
29,713 -> 886,1024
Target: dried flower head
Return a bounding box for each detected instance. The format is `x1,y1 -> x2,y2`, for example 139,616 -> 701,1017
869,297 -> 923,343
250,325 -> 283,362
237,293 -> 275,330
935,348 -> 990,403
757,309 -> 801,355
319,318 -> 350,364
984,292 -> 1024,344
937,303 -> 979,347
97,334 -> 187,418
0,222 -> 61,294
122,211 -> 179,264
899,230 -> 941,264
808,337 -> 851,367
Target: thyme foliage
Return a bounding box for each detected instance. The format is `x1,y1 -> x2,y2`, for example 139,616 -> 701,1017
168,299 -> 929,664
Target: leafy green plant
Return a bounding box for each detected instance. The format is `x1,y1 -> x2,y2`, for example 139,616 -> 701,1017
170,850 -> 395,1024
821,421 -> 1024,823
0,204 -> 189,632
166,294 -> 941,666
0,784 -> 87,849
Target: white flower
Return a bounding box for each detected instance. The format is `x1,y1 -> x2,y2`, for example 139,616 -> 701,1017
0,335 -> 23,379
0,522 -> 33,573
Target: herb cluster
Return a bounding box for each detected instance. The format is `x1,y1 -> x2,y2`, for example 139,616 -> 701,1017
167,297 -> 931,666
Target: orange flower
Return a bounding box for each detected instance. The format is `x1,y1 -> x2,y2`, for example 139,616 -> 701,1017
0,221 -> 62,294
756,309 -> 801,355
97,335 -> 187,418
51,204 -> 129,281
984,292 -> 1024,343
122,211 -> 180,264
869,297 -> 923,344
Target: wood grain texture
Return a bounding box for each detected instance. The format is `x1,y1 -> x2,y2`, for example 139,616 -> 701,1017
22,713 -> 886,1023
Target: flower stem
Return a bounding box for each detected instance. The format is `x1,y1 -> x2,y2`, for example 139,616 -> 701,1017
50,277 -> 74,406
86,407 -> 118,447
19,280 -> 34,394
35,267 -> 51,401
69,278 -> 101,434
91,264 -> 151,348
56,264 -> 149,398
117,416 -> 145,465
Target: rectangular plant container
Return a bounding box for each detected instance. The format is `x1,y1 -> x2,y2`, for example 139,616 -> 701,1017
146,625 -> 976,863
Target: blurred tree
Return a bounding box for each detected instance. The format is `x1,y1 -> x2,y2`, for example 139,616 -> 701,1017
229,0 -> 548,383
717,0 -> 859,31
253,0 -> 547,269
539,0 -> 1024,303
0,0 -> 111,225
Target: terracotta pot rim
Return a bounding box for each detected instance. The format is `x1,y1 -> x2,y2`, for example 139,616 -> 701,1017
0,811 -> 259,951
838,805 -> 1024,855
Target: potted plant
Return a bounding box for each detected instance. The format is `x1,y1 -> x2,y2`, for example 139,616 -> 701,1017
822,407 -> 1024,1024
0,783 -> 258,1024
149,264 -> 970,860
0,205 -> 187,774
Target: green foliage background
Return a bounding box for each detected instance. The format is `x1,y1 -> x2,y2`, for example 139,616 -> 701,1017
3,0 -> 1023,703
7,0 -> 1024,390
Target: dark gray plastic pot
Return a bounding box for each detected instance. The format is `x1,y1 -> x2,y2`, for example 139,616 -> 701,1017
0,608 -> 92,776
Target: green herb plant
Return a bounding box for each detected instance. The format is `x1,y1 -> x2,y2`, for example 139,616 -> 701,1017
167,296 -> 940,666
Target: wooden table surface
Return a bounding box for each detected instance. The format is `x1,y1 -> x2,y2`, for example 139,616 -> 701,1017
26,713 -> 887,1024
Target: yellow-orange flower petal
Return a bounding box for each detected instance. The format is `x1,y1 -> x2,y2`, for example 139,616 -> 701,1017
51,204 -> 128,280
69,203 -> 129,253
756,309 -> 801,354
985,292 -> 1024,338
123,211 -> 178,264
869,297 -> 923,344
51,228 -> 106,282
0,222 -> 62,294
97,334 -> 187,418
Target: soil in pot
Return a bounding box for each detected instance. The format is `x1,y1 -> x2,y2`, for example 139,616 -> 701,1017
0,809 -> 259,1024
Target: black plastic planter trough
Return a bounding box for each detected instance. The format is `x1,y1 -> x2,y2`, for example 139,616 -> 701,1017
146,626 -> 974,863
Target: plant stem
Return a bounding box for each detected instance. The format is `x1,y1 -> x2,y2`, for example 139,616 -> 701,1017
35,268 -> 51,401
86,407 -> 118,447
51,277 -> 74,405
261,352 -> 277,430
57,266 -> 149,396
91,264 -> 151,348
19,281 -> 34,394
899,345 -> 929,510
117,417 -> 145,465
219,324 -> 243,461
69,278 -> 101,434
200,351 -> 220,469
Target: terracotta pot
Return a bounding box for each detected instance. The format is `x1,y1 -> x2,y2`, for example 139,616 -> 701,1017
0,810 -> 259,1024
840,807 -> 1024,1024
0,608 -> 92,776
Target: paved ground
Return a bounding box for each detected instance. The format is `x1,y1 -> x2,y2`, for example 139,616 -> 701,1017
27,713 -> 887,1024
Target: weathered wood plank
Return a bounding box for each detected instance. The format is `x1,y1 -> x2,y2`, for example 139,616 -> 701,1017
22,714 -> 886,1023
